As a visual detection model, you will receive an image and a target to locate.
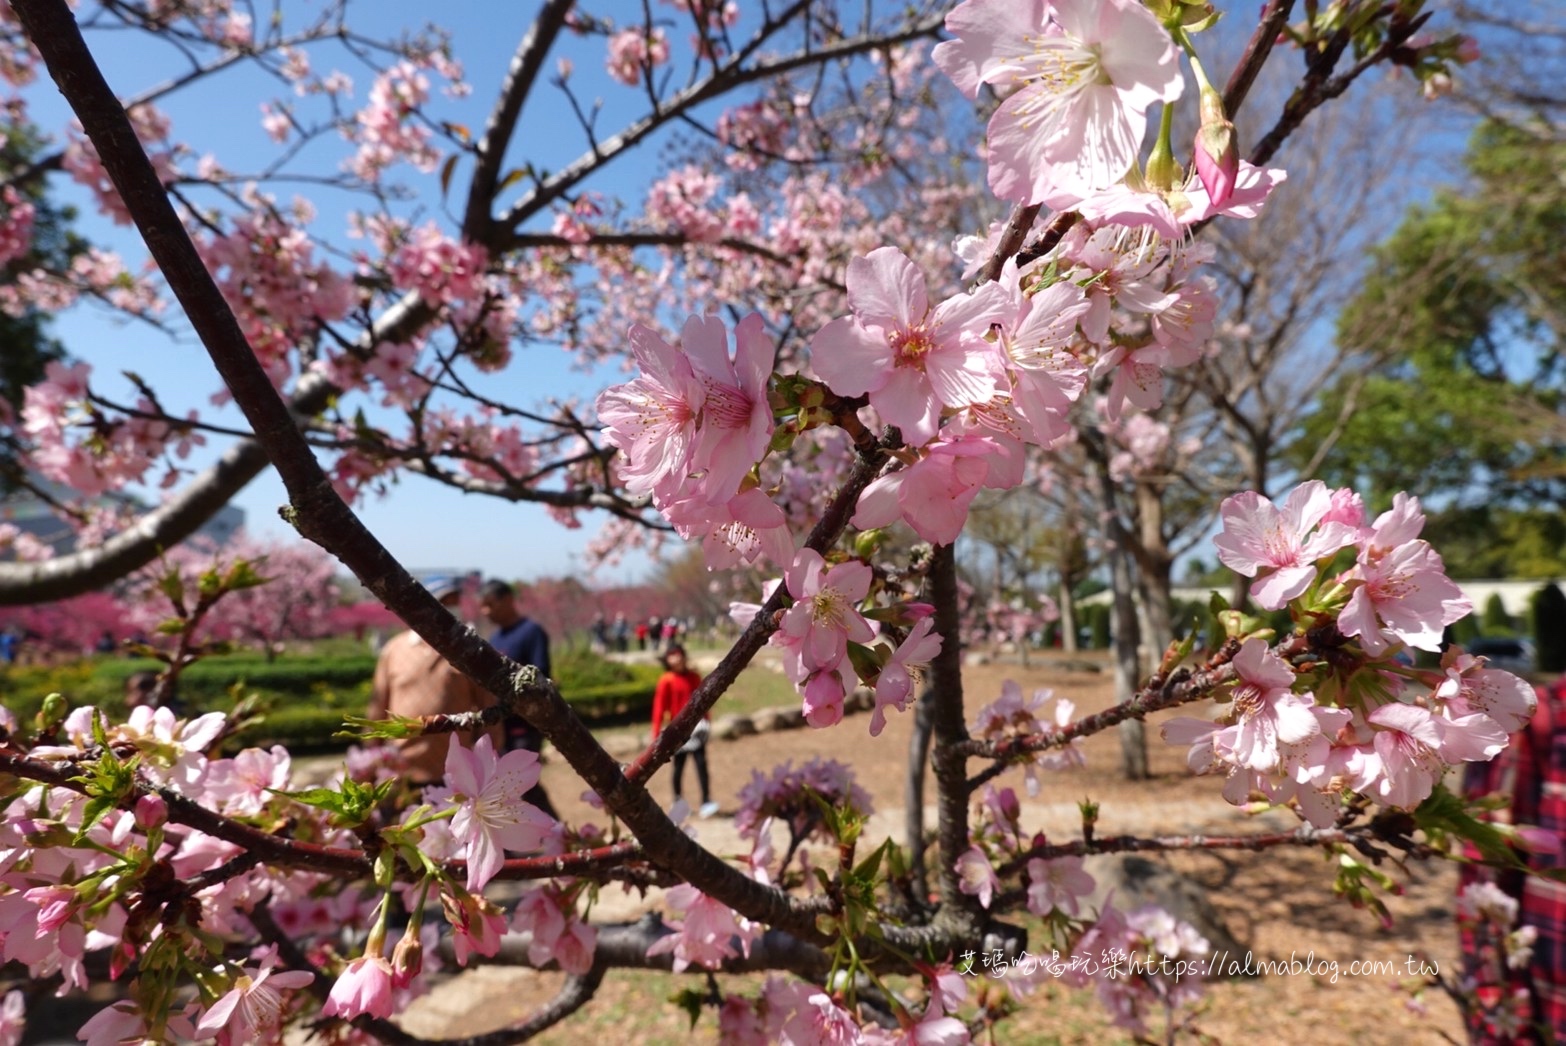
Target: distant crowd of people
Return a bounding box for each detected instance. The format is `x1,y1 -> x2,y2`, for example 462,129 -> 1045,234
591,612 -> 686,653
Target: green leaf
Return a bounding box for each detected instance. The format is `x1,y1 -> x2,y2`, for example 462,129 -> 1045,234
439,153 -> 459,202
337,714 -> 424,741
852,837 -> 893,884
669,987 -> 705,1031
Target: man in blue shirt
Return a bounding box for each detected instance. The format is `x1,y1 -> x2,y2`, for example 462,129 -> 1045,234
480,578 -> 557,818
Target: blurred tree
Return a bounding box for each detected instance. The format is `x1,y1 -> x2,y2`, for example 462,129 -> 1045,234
1293,119 -> 1566,510
0,126 -> 84,491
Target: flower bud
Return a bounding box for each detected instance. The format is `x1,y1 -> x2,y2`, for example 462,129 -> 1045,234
391,929 -> 424,988
134,793 -> 168,831
1194,86 -> 1238,208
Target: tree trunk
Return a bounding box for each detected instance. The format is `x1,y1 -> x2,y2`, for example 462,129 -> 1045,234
905,684 -> 936,902
1058,577 -> 1079,654
1110,542 -> 1149,780
1134,480 -> 1175,667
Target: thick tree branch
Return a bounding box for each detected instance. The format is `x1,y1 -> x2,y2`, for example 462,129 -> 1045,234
461,0 -> 576,244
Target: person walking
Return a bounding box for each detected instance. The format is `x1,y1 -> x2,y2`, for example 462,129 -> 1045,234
479,578 -> 558,819
367,577 -> 502,786
651,644 -> 717,818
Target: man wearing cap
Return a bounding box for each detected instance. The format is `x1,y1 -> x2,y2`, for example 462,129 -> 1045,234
479,578 -> 558,817
366,576 -> 503,785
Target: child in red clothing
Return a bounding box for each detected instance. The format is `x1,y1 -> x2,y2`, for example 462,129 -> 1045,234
652,645 -> 717,818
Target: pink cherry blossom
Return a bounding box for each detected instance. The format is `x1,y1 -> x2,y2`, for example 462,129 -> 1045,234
1432,650 -> 1536,734
1213,481 -> 1359,610
955,846 -> 999,908
680,312 -> 776,502
1338,497 -> 1471,656
78,1001 -> 195,1046
596,322 -> 706,499
811,246 -> 1008,447
779,549 -> 875,675
195,947 -> 313,1045
1362,703 -> 1450,809
934,0 -> 1184,206
321,954 -> 396,1020
997,278 -> 1091,443
769,978 -> 862,1045
645,884 -> 758,972
513,888 -> 598,973
606,27 -> 670,87
852,433 -> 1009,546
666,486 -> 794,570
441,886 -> 508,966
870,618 -> 943,736
1208,639 -> 1320,772
444,734 -> 555,892
1026,855 -> 1096,917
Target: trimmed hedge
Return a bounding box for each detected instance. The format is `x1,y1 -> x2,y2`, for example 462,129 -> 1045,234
3,652 -> 661,750
93,655 -> 378,704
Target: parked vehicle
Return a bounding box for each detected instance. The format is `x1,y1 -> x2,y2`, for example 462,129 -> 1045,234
1465,636 -> 1537,675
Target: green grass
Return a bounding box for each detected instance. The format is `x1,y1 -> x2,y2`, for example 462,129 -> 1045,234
708,665 -> 799,719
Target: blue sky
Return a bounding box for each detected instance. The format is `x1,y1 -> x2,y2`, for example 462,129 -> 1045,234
22,2 -> 791,584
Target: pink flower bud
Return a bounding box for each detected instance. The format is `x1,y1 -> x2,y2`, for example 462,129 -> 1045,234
1514,825 -> 1556,854
1193,84 -> 1239,208
134,794 -> 167,831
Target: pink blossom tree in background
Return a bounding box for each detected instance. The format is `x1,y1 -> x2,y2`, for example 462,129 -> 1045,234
0,1 -> 1537,1044
121,529 -> 343,657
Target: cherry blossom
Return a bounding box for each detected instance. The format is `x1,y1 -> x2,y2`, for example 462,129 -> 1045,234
1209,639 -> 1322,773
321,955 -> 396,1021
1431,649 -> 1537,734
195,947 -> 313,1045
1213,481 -> 1359,610
606,27 -> 670,87
596,322 -> 706,500
645,884 -> 759,971
870,618 -> 942,736
1025,855 -> 1096,917
954,845 -> 999,908
811,247 -> 1008,447
444,734 -> 555,892
934,0 -> 1184,205
1338,499 -> 1471,656
778,549 -> 875,682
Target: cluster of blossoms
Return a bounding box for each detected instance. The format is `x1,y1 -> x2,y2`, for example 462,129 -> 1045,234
970,681 -> 1085,795
195,195 -> 356,389
1063,903 -> 1212,1039
717,969 -> 968,1045
1164,481 -> 1535,823
0,700 -> 578,1036
349,61 -> 446,181
62,103 -> 183,225
734,757 -> 872,847
605,27 -> 671,87
20,360 -> 205,497
0,184 -> 34,268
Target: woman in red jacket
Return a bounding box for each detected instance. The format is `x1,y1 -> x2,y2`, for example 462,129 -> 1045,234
652,644 -> 718,818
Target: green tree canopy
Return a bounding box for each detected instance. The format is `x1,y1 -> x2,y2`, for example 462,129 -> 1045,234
1289,119 -> 1566,510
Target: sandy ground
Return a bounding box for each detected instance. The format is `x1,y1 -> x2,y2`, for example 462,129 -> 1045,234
383,650 -> 1467,1045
